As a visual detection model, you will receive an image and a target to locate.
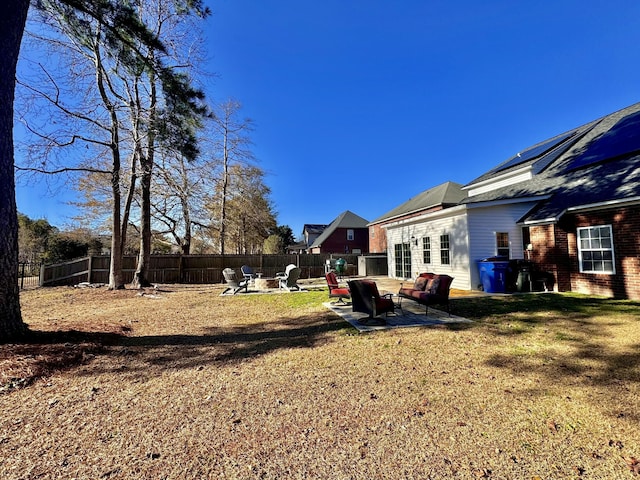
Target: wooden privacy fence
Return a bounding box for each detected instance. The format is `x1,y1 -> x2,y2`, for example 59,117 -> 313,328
39,253 -> 379,287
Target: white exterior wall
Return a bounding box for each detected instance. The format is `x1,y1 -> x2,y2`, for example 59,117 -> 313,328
385,208 -> 471,290
385,201 -> 539,291
466,202 -> 538,289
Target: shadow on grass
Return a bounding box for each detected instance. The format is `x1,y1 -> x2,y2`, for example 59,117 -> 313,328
5,293 -> 640,395
452,293 -> 640,328
456,294 -> 640,401
118,312 -> 347,367
0,329 -> 123,393
1,312 -> 349,392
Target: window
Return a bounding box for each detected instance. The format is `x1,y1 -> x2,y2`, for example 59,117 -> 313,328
578,225 -> 615,273
496,232 -> 510,258
440,234 -> 450,265
347,229 -> 354,241
394,243 -> 411,278
422,237 -> 431,264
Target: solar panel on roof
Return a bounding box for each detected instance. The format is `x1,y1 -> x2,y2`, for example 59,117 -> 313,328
567,110 -> 640,171
493,130 -> 578,173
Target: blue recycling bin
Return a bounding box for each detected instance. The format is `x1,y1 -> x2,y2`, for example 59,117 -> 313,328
477,257 -> 509,293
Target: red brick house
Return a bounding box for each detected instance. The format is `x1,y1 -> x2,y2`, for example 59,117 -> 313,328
308,211 -> 369,254
461,103 -> 640,299
383,102 -> 640,299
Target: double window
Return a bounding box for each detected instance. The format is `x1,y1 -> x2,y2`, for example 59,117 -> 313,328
578,225 -> 615,274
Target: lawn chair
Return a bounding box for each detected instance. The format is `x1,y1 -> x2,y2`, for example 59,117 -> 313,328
276,264 -> 301,291
222,268 -> 249,295
347,279 -> 395,319
325,271 -> 350,304
241,265 -> 256,284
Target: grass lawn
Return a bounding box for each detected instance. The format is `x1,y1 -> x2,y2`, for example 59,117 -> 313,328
1,284 -> 640,479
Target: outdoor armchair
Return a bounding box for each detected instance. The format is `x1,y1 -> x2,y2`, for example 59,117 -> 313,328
241,265 -> 256,283
276,264 -> 301,291
347,279 -> 395,319
325,271 -> 350,304
222,268 -> 249,295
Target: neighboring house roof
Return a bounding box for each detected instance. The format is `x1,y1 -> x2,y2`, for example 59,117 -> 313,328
287,240 -> 307,252
309,211 -> 369,249
369,181 -> 466,225
303,224 -> 328,235
462,102 -> 640,225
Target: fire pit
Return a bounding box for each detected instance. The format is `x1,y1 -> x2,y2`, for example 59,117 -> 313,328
254,277 -> 279,290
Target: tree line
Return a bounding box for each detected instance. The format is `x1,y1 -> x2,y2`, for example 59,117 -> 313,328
1,1 -> 292,341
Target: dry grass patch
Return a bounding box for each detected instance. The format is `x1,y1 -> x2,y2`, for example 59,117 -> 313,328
1,286 -> 640,479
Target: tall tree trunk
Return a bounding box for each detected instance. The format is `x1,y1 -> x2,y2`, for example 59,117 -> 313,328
94,33 -> 125,290
220,128 -> 229,255
109,167 -> 125,289
181,199 -> 192,255
133,68 -> 156,288
133,162 -> 152,287
0,0 -> 30,341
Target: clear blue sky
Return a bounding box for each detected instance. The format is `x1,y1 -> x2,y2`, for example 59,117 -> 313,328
16,0 -> 640,239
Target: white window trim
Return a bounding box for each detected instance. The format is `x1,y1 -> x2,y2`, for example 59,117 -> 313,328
577,225 -> 616,274
347,229 -> 354,241
422,237 -> 431,264
440,234 -> 450,265
496,232 -> 510,258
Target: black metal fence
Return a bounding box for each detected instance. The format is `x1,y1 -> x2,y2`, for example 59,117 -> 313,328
18,262 -> 42,289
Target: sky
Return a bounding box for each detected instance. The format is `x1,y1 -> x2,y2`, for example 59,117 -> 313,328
15,0 -> 640,239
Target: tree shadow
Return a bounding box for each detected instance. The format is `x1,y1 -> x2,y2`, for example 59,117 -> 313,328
457,295 -> 640,418
1,329 -> 124,393
452,294 -> 640,332
1,311 -> 348,392
114,312 -> 347,370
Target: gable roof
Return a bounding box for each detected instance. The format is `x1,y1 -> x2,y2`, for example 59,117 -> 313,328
303,224 -> 328,235
369,181 -> 466,225
462,102 -> 640,224
309,210 -> 369,249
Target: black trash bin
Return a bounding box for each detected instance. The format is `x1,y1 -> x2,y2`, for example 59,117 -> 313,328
516,265 -> 532,292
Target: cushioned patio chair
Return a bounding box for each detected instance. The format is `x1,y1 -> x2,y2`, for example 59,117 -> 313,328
276,264 -> 301,291
347,279 -> 395,319
222,267 -> 249,295
325,271 -> 350,304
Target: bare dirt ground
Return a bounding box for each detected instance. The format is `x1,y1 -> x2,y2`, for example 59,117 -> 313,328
1,281 -> 639,479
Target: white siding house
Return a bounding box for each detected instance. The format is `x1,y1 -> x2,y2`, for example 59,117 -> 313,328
465,200 -> 539,289
384,205 -> 472,290
378,103 -> 640,299
385,200 -> 541,290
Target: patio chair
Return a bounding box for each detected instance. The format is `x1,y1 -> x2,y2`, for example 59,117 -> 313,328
222,268 -> 249,295
325,271 -> 350,304
347,279 -> 395,319
276,264 -> 301,291
241,265 -> 256,283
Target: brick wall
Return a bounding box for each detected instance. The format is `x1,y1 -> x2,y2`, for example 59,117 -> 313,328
530,205 -> 640,300
368,224 -> 387,253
